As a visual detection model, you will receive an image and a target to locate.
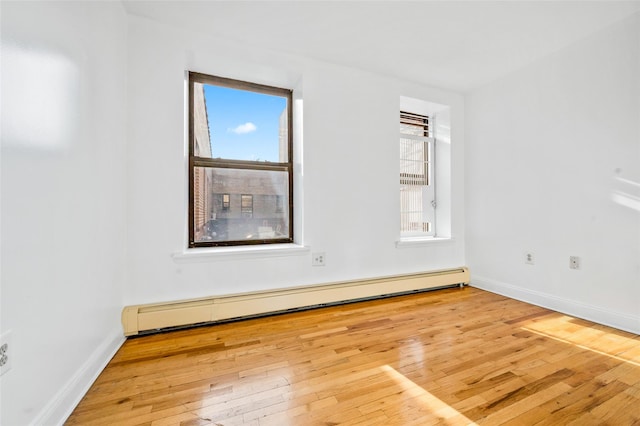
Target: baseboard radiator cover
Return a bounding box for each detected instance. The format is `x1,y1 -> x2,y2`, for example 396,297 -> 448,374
122,267 -> 470,336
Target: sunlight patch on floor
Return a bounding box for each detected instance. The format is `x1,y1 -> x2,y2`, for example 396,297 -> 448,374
521,315 -> 640,366
381,365 -> 479,425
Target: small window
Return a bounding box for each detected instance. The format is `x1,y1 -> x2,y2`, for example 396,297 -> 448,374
189,72 -> 293,247
400,111 -> 435,237
241,194 -> 253,218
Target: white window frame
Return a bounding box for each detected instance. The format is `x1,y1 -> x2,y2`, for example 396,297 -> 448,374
400,111 -> 436,239
188,71 -> 293,248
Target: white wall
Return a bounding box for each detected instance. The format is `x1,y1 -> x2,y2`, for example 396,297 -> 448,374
3,3 -> 636,424
1,2 -> 127,424
466,13 -> 640,333
125,16 -> 466,306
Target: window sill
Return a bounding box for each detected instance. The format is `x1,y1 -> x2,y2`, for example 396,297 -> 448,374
395,237 -> 453,248
172,243 -> 310,262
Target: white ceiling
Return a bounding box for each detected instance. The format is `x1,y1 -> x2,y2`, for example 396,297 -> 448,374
122,1 -> 640,92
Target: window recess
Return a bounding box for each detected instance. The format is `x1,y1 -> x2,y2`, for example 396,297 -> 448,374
399,111 -> 435,238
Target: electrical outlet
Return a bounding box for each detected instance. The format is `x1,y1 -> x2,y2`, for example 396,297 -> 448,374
0,331 -> 12,377
569,256 -> 580,270
312,252 -> 326,267
525,252 -> 535,265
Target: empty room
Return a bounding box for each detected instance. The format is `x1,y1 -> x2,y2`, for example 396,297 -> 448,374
1,1 -> 639,425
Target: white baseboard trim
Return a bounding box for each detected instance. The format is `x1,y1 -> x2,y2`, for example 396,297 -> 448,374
30,328 -> 125,426
471,275 -> 640,335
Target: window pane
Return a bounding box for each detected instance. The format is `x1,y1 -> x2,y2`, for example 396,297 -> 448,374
193,82 -> 288,163
193,167 -> 290,243
400,123 -> 426,136
241,194 -> 253,217
400,111 -> 429,137
400,186 -> 432,235
400,138 -> 429,185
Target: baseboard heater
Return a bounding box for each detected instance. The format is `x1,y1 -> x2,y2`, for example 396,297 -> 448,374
121,267 -> 469,336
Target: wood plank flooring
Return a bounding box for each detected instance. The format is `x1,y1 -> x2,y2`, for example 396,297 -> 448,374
66,287 -> 640,425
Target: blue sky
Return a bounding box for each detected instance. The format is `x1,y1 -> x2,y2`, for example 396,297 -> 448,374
204,84 -> 287,162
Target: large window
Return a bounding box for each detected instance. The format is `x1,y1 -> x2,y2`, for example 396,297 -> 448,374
400,111 -> 435,237
188,72 -> 293,247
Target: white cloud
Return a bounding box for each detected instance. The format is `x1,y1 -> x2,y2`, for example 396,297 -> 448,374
228,122 -> 257,134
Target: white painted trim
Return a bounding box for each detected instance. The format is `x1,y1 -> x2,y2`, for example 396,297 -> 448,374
30,329 -> 125,426
172,244 -> 310,262
395,237 -> 453,248
471,275 -> 640,335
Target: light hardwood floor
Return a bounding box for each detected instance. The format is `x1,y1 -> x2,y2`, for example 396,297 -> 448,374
67,287 -> 640,425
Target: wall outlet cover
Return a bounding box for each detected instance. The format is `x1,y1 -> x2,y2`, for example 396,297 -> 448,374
312,252 -> 326,266
525,252 -> 535,265
569,256 -> 581,270
0,330 -> 13,376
